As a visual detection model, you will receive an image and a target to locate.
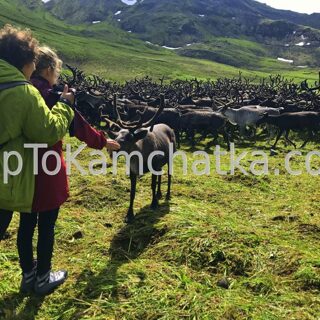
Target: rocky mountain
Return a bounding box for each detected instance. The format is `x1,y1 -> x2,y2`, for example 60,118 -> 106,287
45,0 -> 320,45
41,0 -> 320,68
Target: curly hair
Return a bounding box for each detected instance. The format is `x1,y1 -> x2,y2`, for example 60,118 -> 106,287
0,24 -> 39,70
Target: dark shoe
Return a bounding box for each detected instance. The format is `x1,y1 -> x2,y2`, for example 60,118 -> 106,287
34,270 -> 68,295
20,269 -> 36,294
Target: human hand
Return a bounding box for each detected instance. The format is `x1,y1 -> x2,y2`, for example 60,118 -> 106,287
106,139 -> 120,151
61,84 -> 75,105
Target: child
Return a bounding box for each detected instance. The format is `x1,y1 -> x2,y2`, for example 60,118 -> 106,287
14,46 -> 120,295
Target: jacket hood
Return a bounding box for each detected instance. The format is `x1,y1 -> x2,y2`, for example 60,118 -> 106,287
0,59 -> 27,84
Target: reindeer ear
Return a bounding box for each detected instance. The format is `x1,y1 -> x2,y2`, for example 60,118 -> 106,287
133,129 -> 148,142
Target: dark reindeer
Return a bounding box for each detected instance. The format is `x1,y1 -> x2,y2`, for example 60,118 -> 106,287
105,95 -> 176,223
257,111 -> 320,149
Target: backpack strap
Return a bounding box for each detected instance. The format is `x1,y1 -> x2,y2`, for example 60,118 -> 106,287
0,81 -> 30,150
0,81 -> 30,91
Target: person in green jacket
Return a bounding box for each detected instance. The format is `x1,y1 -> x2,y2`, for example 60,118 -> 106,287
0,24 -> 75,294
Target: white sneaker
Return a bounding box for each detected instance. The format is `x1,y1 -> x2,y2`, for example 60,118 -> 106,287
34,270 -> 68,295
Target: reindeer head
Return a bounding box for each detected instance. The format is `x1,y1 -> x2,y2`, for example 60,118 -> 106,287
102,94 -> 165,152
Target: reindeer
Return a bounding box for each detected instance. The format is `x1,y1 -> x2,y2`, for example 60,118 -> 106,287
256,111 -> 320,149
104,95 -> 176,223
221,105 -> 268,139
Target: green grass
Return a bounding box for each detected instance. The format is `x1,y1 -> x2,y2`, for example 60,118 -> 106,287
0,0 -> 319,82
1,133 -> 320,319
1,2 -> 320,318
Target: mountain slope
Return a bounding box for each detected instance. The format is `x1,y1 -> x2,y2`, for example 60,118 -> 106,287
45,0 -> 320,68
0,0 -> 318,81
46,0 -> 320,43
45,0 -> 124,24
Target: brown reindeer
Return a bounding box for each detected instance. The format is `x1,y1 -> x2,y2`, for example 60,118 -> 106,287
104,95 -> 176,223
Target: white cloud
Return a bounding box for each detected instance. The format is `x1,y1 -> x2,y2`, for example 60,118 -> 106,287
255,0 -> 320,14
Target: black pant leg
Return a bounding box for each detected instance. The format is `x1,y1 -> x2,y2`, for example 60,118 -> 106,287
0,210 -> 13,240
37,208 -> 60,276
17,212 -> 38,273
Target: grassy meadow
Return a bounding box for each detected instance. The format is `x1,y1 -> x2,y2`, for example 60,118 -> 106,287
0,133 -> 320,320
1,1 -> 320,319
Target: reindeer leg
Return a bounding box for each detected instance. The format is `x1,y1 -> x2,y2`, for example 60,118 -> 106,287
125,173 -> 137,224
267,124 -> 275,143
225,123 -> 234,144
157,174 -> 163,199
223,127 -> 231,150
166,169 -> 172,201
190,129 -> 195,147
252,126 -> 257,141
272,129 -> 284,149
300,130 -> 313,149
201,131 -> 208,142
246,126 -> 256,142
284,129 -> 296,148
151,174 -> 159,210
175,129 -> 181,149
210,130 -> 218,146
239,126 -> 246,142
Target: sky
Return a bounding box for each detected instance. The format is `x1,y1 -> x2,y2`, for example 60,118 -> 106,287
255,0 -> 320,14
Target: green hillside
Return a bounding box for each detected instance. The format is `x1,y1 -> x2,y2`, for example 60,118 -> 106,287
0,0 -> 318,82
47,0 -> 320,69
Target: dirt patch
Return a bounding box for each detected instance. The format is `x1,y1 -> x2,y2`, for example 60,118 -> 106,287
222,172 -> 271,189
297,224 -> 320,239
272,215 -> 300,222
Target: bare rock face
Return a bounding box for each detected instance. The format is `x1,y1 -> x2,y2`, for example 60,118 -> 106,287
19,0 -> 43,9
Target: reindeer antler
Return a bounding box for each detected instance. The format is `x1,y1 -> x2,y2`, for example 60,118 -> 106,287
114,94 -> 165,132
140,94 -> 165,132
113,94 -> 145,130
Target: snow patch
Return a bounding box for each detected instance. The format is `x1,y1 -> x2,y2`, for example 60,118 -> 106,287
120,0 -> 137,5
145,41 -> 158,46
92,21 -> 101,24
162,45 -> 182,50
297,65 -> 308,68
199,14 -> 205,17
295,42 -> 305,46
117,19 -> 121,22
277,57 -> 293,64
114,11 -> 122,16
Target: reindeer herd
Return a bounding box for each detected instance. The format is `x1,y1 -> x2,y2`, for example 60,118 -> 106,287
61,66 -> 320,150
56,66 -> 320,221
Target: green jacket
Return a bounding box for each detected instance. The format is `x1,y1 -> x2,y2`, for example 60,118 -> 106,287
0,59 -> 74,213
